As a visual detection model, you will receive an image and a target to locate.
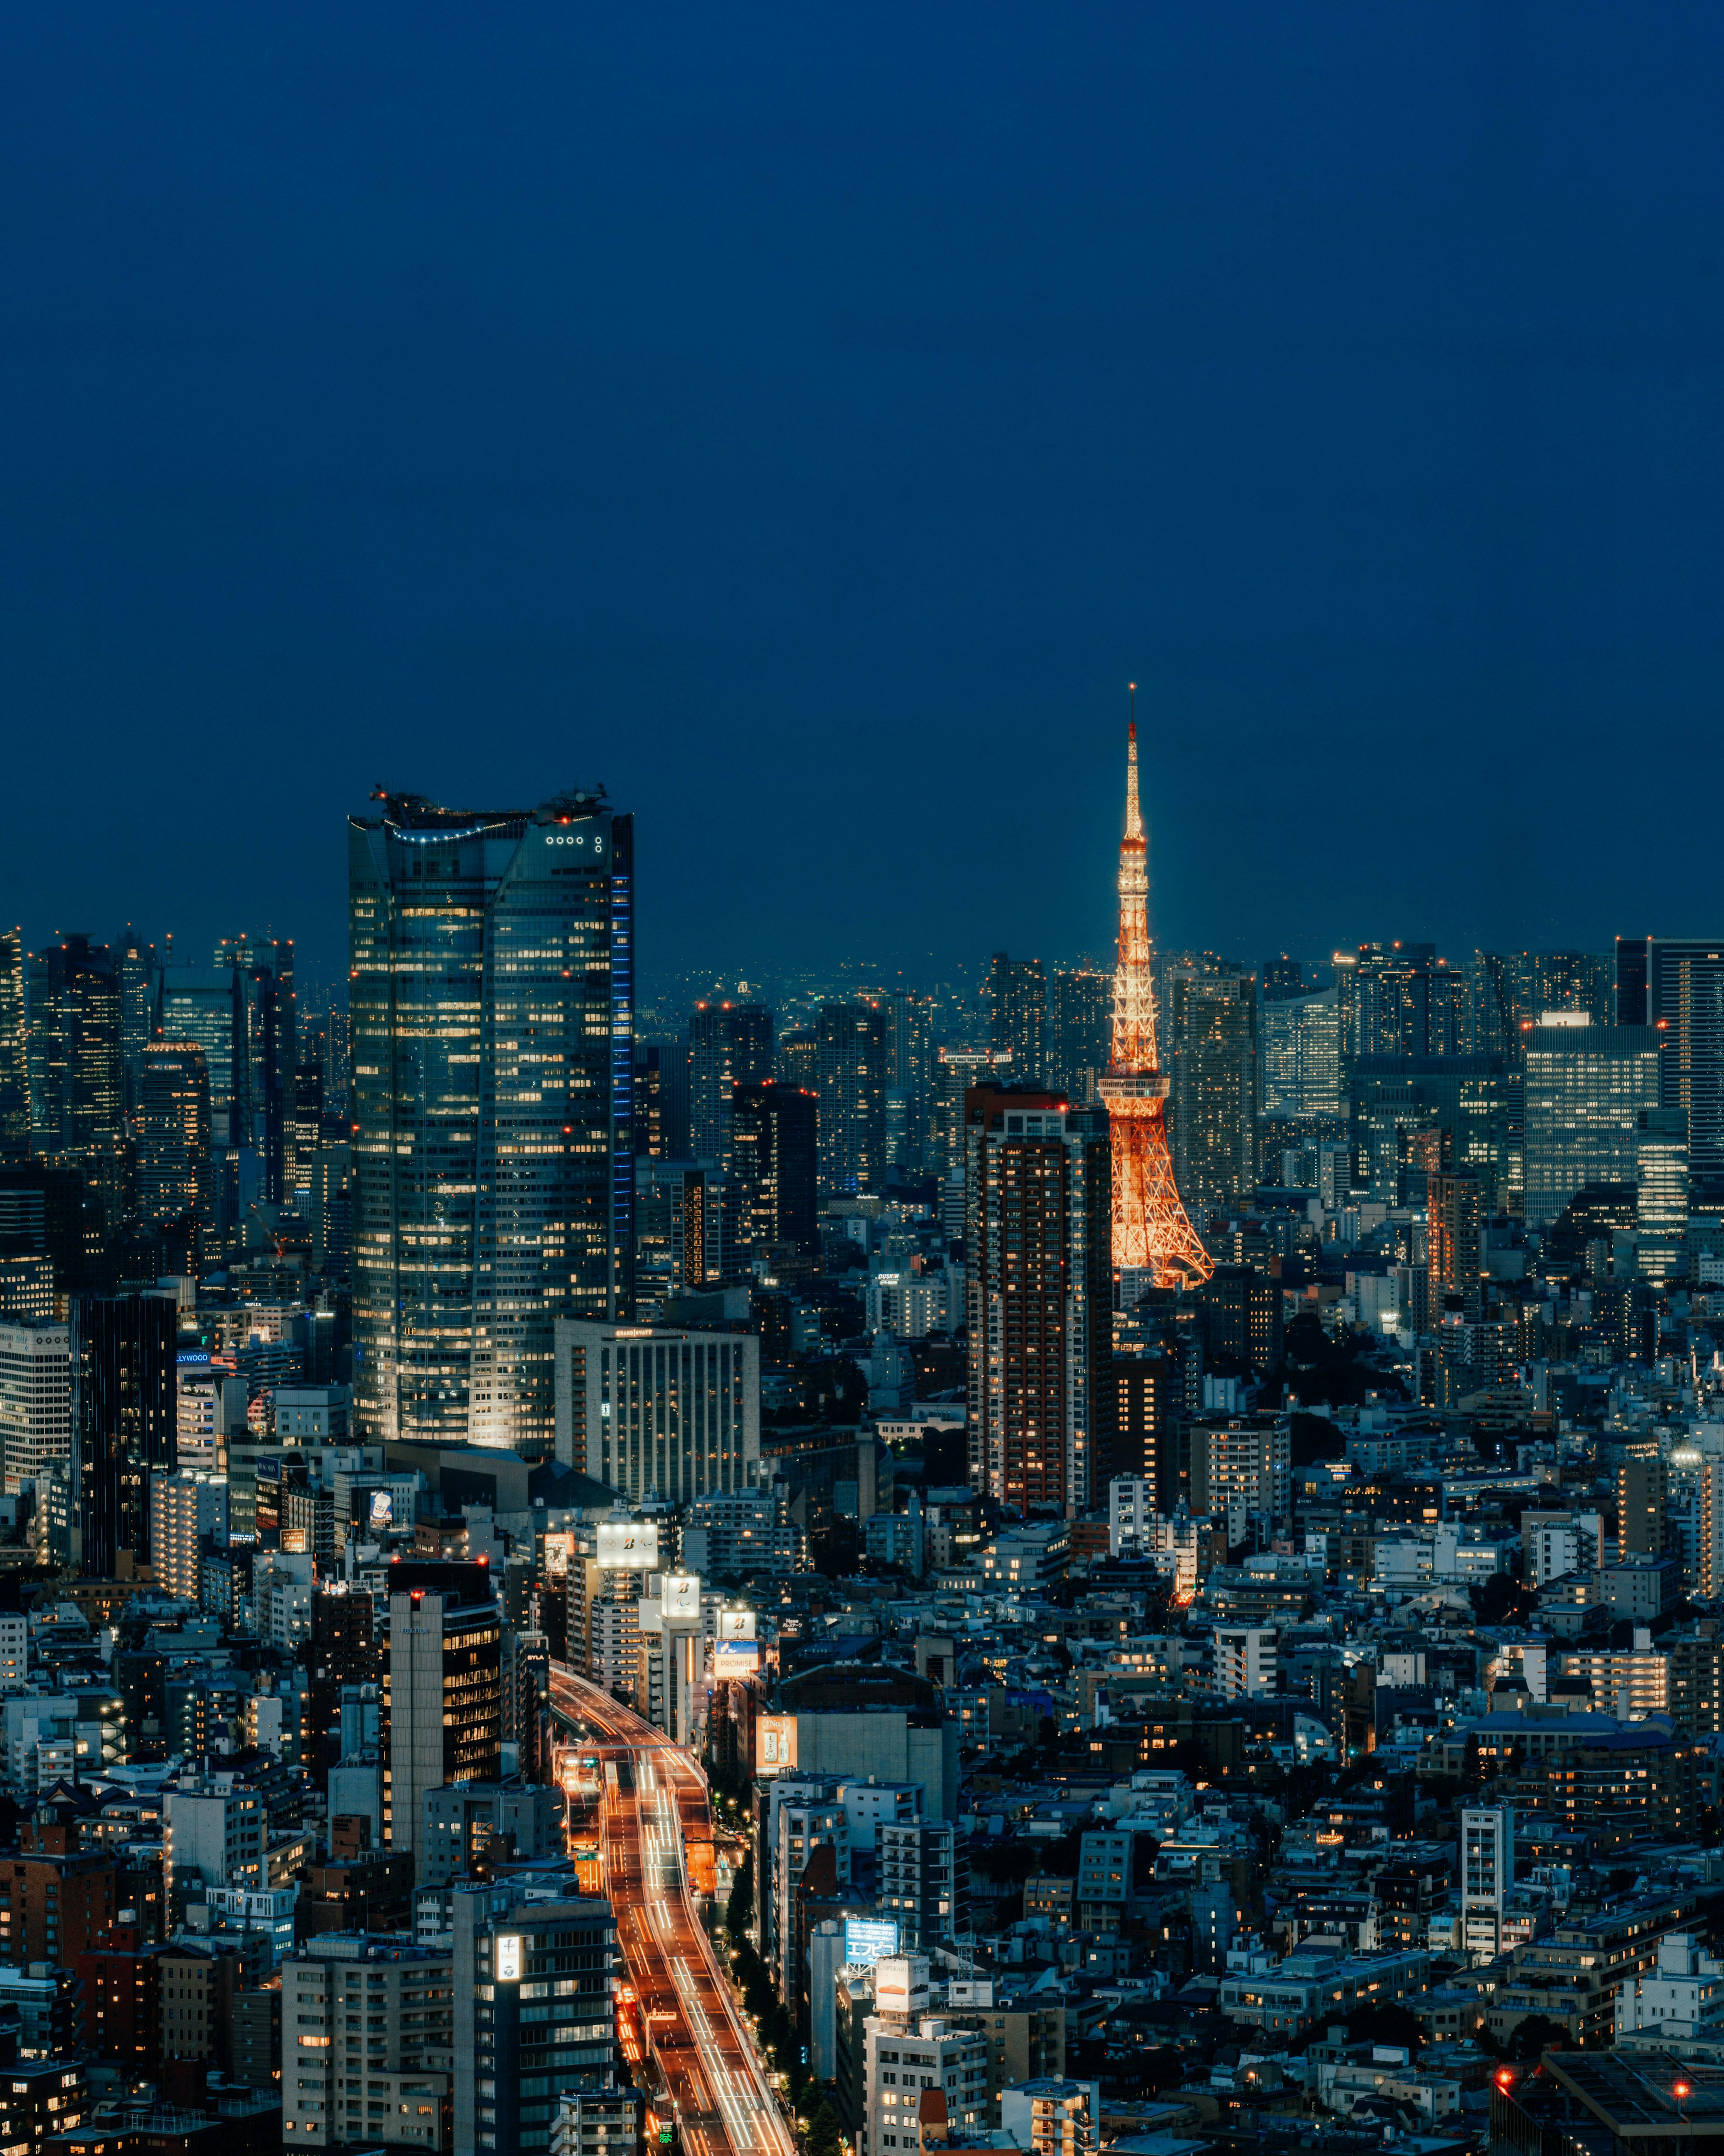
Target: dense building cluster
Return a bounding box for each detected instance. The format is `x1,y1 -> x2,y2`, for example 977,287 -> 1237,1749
0,782 -> 1722,2156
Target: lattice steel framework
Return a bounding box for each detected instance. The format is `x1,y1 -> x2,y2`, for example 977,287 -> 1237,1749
1097,698 -> 1214,1286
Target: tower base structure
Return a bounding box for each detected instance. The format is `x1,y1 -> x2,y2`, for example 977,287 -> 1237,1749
1099,1078 -> 1212,1289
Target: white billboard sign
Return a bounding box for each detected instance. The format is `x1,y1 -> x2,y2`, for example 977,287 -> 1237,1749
664,1573 -> 701,1620
597,1521 -> 660,1571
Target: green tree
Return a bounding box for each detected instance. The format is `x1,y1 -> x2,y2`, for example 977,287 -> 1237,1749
726,1850 -> 755,1939
806,2098 -> 843,2156
1506,2013 -> 1566,2061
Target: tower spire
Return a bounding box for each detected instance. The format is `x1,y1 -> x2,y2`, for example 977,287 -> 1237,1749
1098,684 -> 1212,1289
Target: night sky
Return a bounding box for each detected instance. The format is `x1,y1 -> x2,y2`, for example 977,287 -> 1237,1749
4,4 -> 1724,994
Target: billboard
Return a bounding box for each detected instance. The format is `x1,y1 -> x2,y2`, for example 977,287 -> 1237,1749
844,1917 -> 899,1966
542,1530 -> 574,1579
715,1641 -> 759,1675
664,1574 -> 701,1620
874,1956 -> 931,2017
717,1609 -> 756,1642
597,1522 -> 660,1572
757,1716 -> 796,1774
495,1935 -> 523,1983
368,1490 -> 394,1533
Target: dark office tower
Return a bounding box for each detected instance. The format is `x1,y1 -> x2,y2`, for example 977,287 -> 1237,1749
1638,940 -> 1724,1211
732,1080 -> 819,1264
27,936 -> 125,1231
1616,937 -> 1650,1027
1533,952 -> 1611,1026
1428,1172 -> 1484,1320
157,968 -> 241,1147
1618,1452 -> 1669,1560
687,1001 -> 773,1169
815,1001 -> 886,1197
631,1042 -> 666,1159
1262,956 -> 1305,1001
349,788 -> 634,1455
1354,942 -> 1467,1058
70,1289 -> 177,1578
885,989 -> 934,1166
964,1086 -> 1112,1513
0,1166 -> 90,1294
382,1562 -> 503,1855
218,942 -> 294,1204
135,1041 -> 212,1232
322,997 -> 351,1119
114,929 -> 160,1115
0,932 -> 25,1166
503,1626 -> 552,1784
1166,969 -> 1258,1208
1200,1264 -> 1284,1373
988,954 -> 1047,1084
1048,969 -> 1113,1103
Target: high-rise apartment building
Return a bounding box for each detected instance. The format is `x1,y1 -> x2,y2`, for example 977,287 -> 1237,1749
1428,1173 -> 1485,1321
964,1088 -> 1111,1515
150,1470 -> 229,1603
1047,970 -> 1111,1104
934,1049 -> 1012,1177
0,932 -> 28,1167
0,1321 -> 70,1497
1167,970 -> 1257,1208
382,1564 -> 502,1858
731,1080 -> 819,1266
817,1002 -> 886,1196
348,789 -> 634,1454
1189,1421 -> 1290,1519
70,1291 -> 176,1578
554,1318 -> 760,1500
884,991 -> 936,1168
687,1001 -> 773,1169
988,955 -> 1047,1086
1259,987 -> 1342,1119
135,1041 -> 212,1231
1523,1023 -> 1662,1227
283,1936 -> 455,2149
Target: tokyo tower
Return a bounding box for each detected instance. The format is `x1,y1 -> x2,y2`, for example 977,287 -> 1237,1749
1098,692 -> 1214,1288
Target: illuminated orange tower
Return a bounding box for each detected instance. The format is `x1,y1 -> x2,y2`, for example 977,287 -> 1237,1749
1098,692 -> 1214,1288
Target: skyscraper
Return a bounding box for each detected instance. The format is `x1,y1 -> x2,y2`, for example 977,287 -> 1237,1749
1523,1022 -> 1662,1227
1167,970 -> 1258,1209
988,955 -> 1047,1085
0,932 -> 25,1167
70,1290 -> 177,1578
1047,969 -> 1112,1103
157,968 -> 242,1147
731,1080 -> 819,1266
1352,943 -> 1467,1058
964,1085 -> 1112,1514
135,1041 -> 212,1233
815,1001 -> 886,1196
1620,939 -> 1724,1210
349,788 -> 634,1455
114,928 -> 161,1117
26,937 -> 124,1228
1258,985 -> 1343,1120
933,1047 -> 1012,1177
1636,1106 -> 1689,1283
686,1001 -> 773,1169
884,989 -> 935,1168
553,1317 -> 760,1499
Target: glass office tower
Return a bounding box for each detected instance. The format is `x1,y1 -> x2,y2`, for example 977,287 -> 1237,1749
349,789 -> 633,1456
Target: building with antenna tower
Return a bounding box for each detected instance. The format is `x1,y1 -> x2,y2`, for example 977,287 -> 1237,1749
1097,692 -> 1214,1292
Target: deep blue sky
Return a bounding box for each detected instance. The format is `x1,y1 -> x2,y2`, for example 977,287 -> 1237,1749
4,4 -> 1724,997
